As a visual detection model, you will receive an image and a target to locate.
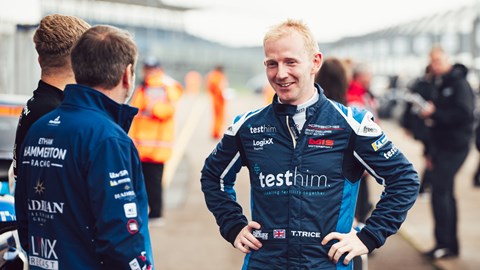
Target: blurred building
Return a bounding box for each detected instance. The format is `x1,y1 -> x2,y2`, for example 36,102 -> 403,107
322,1 -> 480,89
0,0 -> 264,95
1,1 -> 480,95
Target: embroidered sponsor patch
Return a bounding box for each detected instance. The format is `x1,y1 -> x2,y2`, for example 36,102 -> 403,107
252,230 -> 268,240
371,134 -> 389,151
127,219 -> 139,234
129,258 -> 141,270
124,202 -> 137,218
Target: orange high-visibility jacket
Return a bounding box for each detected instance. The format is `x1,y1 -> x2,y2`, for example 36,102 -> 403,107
129,70 -> 183,163
206,69 -> 228,138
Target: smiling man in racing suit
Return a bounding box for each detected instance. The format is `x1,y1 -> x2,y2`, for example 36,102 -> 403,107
200,19 -> 419,270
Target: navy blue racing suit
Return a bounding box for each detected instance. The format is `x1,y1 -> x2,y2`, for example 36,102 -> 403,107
201,85 -> 419,270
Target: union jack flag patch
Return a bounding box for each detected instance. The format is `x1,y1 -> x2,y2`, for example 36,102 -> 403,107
273,229 -> 286,239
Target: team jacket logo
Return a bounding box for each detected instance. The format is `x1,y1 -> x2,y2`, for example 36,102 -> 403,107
124,202 -> 137,218
23,146 -> 67,160
48,116 -> 61,126
249,124 -> 277,134
29,236 -> 58,269
109,169 -> 128,179
358,116 -> 382,137
34,179 -> 45,195
114,190 -> 136,200
258,167 -> 328,188
127,219 -> 139,234
23,145 -> 67,168
253,137 -> 274,150
253,230 -> 269,240
28,200 -> 64,214
110,178 -> 131,187
305,124 -> 343,136
308,138 -> 334,148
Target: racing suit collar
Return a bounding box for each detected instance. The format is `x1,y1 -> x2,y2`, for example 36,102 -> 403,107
272,83 -> 325,117
62,84 -> 139,133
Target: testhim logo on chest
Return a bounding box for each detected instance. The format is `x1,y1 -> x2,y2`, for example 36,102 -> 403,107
258,167 -> 328,188
249,124 -> 277,134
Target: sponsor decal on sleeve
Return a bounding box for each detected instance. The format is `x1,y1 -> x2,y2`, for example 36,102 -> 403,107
129,258 -> 142,270
124,203 -> 137,218
371,134 -> 389,151
127,219 -> 139,234
382,145 -> 399,160
358,114 -> 382,137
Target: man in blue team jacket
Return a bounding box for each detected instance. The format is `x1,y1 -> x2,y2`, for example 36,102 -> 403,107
201,19 -> 419,270
15,25 -> 153,269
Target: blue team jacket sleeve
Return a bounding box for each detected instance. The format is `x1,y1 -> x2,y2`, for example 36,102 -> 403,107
351,110 -> 419,252
201,126 -> 247,245
87,137 -> 153,269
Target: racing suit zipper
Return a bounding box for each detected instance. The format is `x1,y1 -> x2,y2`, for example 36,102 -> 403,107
286,116 -> 297,148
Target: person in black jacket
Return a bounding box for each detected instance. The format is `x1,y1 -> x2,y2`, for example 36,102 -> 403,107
401,65 -> 435,195
12,14 -> 90,187
420,45 -> 475,259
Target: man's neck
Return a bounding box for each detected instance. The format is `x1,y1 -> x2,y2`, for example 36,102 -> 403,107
41,72 -> 75,91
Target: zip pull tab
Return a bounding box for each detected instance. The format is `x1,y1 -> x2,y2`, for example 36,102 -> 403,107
286,116 -> 299,148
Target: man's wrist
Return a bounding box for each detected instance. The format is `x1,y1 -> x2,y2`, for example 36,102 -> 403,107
226,223 -> 248,246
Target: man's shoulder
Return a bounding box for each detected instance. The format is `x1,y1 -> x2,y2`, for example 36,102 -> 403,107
326,101 -> 381,136
225,106 -> 270,136
26,89 -> 62,114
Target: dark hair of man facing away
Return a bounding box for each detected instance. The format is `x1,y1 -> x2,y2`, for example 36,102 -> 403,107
71,25 -> 137,90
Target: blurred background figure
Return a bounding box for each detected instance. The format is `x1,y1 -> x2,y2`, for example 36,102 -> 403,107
129,56 -> 183,226
206,65 -> 228,139
400,65 -> 435,196
346,62 -> 377,224
315,57 -> 349,105
262,83 -> 275,105
184,70 -> 202,95
420,45 -> 475,259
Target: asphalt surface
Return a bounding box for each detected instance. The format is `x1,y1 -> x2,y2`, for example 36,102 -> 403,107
148,91 -> 479,270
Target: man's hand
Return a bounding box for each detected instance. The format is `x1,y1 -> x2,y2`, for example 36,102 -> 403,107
420,101 -> 435,118
233,221 -> 263,254
321,228 -> 368,265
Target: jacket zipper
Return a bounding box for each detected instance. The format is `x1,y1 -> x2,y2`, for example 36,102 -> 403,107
286,116 -> 297,148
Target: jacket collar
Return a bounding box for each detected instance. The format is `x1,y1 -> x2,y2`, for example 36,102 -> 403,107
37,80 -> 64,99
62,84 -> 139,133
272,83 -> 326,118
